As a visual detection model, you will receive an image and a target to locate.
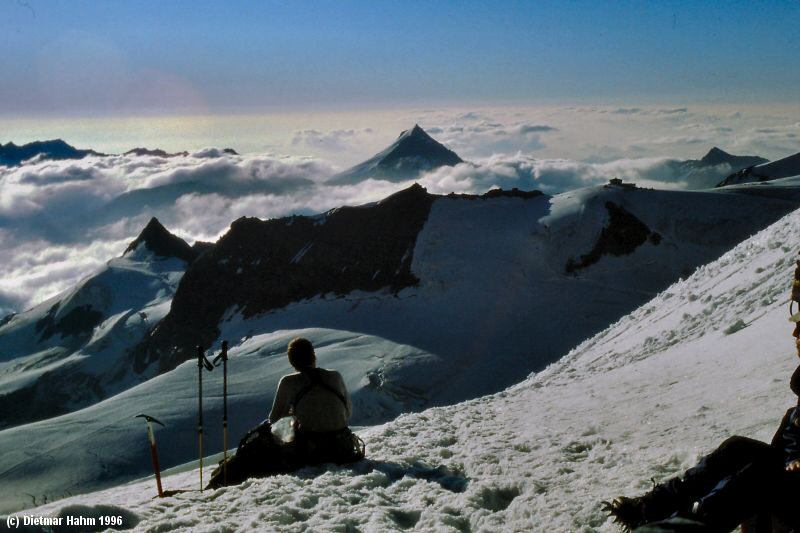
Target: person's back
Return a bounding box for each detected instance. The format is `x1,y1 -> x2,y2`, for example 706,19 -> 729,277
207,337 -> 362,489
269,367 -> 352,433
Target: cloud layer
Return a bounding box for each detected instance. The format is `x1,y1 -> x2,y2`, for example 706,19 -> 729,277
2,103 -> 798,315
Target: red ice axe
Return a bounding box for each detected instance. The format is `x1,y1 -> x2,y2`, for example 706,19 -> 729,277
136,414 -> 166,498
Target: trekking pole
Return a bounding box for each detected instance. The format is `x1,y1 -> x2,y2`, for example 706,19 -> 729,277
213,340 -> 229,486
197,345 -> 214,491
135,414 -> 166,498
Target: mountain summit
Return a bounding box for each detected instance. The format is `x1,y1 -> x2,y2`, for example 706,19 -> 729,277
328,125 -> 464,185
698,146 -> 766,168
672,147 -> 768,189
123,217 -> 196,263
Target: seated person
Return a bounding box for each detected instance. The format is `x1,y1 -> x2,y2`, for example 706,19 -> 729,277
269,337 -> 358,464
207,337 -> 362,489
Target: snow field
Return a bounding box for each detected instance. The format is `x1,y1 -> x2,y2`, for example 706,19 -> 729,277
9,195 -> 800,532
19,208 -> 800,531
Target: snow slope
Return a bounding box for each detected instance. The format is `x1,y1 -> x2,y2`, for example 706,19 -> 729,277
166,182 -> 800,408
7,206 -> 800,531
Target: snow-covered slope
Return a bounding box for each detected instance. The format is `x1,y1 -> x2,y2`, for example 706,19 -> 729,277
137,182 -> 800,407
3,184 -> 800,518
0,219 -> 194,428
717,151 -> 800,187
13,196 -> 800,532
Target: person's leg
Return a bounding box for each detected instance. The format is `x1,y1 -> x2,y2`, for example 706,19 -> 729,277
674,436 -> 779,504
690,459 -> 783,532
606,437 -> 777,529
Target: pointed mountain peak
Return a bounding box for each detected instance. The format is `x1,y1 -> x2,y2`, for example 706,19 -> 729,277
328,125 -> 463,185
400,124 -> 427,138
700,147 -> 732,165
124,218 -> 196,263
706,146 -> 729,157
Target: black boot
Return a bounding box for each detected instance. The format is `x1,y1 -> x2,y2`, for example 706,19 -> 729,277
604,482 -> 687,531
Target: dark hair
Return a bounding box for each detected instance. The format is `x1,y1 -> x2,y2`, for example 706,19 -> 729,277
287,337 -> 315,370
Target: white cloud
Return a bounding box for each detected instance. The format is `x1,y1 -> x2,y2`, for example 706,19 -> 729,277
417,155 -> 687,196
418,118 -> 557,159
3,103 -> 798,313
0,151 -> 338,311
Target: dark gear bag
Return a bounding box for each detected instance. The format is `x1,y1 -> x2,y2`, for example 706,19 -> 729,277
206,420 -> 297,489
295,427 -> 366,466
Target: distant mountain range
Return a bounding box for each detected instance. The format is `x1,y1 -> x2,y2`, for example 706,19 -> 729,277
5,133 -> 787,195
0,139 -> 105,166
0,140 -> 240,166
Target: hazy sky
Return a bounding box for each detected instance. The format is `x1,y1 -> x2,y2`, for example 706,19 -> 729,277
2,0 -> 798,117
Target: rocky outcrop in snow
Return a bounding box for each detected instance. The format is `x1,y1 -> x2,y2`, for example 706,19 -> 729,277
133,183 -> 437,373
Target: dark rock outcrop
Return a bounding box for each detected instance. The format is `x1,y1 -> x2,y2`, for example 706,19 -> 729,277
35,303 -> 104,342
123,217 -> 197,263
446,187 -> 544,200
132,183 -> 438,373
566,202 -> 660,273
124,148 -> 189,158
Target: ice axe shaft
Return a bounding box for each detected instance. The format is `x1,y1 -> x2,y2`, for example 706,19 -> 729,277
136,414 -> 165,498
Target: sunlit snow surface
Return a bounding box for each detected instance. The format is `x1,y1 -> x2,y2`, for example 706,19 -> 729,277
13,207 -> 800,531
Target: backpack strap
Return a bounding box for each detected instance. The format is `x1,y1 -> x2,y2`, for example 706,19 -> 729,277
293,368 -> 348,410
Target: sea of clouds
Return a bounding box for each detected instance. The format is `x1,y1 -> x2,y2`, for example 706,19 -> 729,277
2,105 -> 798,315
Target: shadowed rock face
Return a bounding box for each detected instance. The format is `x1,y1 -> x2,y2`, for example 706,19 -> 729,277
132,183 -> 438,374
565,202 -> 661,273
699,147 -> 766,168
124,148 -> 189,158
124,217 -> 197,263
35,303 -> 105,342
